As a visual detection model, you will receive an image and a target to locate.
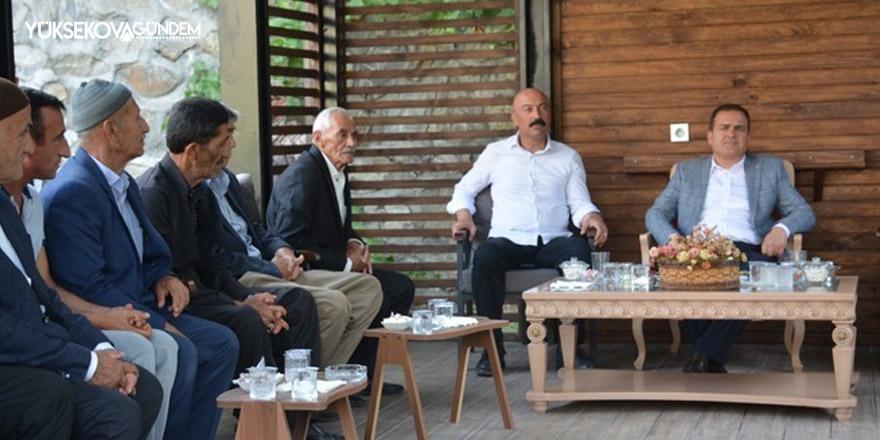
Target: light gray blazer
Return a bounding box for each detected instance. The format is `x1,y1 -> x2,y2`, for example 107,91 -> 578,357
645,154 -> 816,245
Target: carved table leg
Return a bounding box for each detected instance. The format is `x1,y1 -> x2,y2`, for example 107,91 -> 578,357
789,320 -> 805,373
558,317 -> 576,371
527,319 -> 548,413
831,321 -> 857,421
632,318 -> 645,370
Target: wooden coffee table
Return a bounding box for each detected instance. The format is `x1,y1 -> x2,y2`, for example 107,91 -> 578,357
217,377 -> 367,440
523,276 -> 859,421
363,317 -> 514,440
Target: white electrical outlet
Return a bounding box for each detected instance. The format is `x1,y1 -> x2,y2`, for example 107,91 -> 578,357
670,123 -> 689,143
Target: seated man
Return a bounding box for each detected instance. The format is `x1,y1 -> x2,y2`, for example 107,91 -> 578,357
189,100 -> 381,371
645,103 -> 816,373
447,88 -> 609,376
41,79 -> 238,440
137,98 -> 336,439
3,87 -> 177,440
0,77 -> 161,440
266,107 -> 414,394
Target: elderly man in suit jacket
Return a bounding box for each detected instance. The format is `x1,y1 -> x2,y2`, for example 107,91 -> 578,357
41,79 -> 238,440
0,77 -> 162,440
646,103 -> 816,373
266,107 -> 414,395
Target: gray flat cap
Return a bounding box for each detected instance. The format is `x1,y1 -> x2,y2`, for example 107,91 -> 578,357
69,79 -> 132,132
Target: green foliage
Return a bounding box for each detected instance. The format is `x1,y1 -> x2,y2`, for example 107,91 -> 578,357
184,60 -> 221,100
199,0 -> 218,10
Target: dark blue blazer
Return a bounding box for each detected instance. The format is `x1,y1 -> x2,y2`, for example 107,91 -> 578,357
211,168 -> 289,279
0,193 -> 107,382
41,148 -> 174,329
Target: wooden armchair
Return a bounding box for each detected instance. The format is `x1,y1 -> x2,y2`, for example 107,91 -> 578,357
632,160 -> 806,372
455,187 -> 598,359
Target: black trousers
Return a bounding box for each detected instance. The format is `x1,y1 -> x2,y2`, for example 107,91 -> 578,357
349,268 -> 415,376
188,286 -> 322,376
71,365 -> 162,440
684,241 -> 776,363
472,236 -> 593,356
0,366 -> 74,439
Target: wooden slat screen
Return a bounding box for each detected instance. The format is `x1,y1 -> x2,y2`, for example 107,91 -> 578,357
264,0 -> 328,177
339,0 -> 521,296
556,0 -> 880,345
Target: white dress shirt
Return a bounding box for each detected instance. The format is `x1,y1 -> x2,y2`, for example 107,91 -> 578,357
700,157 -> 788,244
319,150 -> 359,271
447,133 -> 600,246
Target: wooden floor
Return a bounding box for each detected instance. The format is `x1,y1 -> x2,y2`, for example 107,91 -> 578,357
216,340 -> 879,439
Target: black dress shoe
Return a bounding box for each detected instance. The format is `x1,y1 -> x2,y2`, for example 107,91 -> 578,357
706,357 -> 728,373
310,410 -> 340,424
307,423 -> 344,440
358,381 -> 405,398
683,353 -> 709,373
555,345 -> 594,369
476,350 -> 506,377
348,393 -> 366,408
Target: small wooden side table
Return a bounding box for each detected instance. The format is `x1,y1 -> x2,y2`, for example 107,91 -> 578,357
363,317 -> 514,440
217,377 -> 367,440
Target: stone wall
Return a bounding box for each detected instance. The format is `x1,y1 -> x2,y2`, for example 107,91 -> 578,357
11,0 -> 220,175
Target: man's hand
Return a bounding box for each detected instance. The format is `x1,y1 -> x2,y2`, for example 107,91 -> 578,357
761,226 -> 788,257
154,275 -> 190,317
92,304 -> 152,337
89,349 -> 126,391
580,213 -> 609,248
243,293 -> 289,334
271,248 -> 304,281
119,362 -> 139,396
451,209 -> 476,241
346,240 -> 370,273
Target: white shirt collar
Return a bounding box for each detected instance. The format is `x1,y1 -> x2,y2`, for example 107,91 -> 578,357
506,132 -> 552,155
319,149 -> 344,179
710,156 -> 746,173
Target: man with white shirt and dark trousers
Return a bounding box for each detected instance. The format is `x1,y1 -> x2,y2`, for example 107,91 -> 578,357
448,88 -> 609,377
646,103 -> 816,373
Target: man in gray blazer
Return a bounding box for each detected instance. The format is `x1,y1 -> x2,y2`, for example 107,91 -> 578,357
645,103 -> 815,373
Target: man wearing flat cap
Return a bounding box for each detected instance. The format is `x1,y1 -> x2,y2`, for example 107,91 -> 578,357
0,77 -> 162,439
41,78 -> 238,440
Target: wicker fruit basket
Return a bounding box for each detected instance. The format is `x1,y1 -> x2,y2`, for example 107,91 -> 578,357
659,259 -> 740,290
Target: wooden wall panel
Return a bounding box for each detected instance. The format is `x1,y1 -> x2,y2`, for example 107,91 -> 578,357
557,0 -> 880,346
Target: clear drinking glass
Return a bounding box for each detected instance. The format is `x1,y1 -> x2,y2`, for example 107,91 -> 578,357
411,310 -> 434,335
632,264 -> 651,291
248,366 -> 278,400
781,249 -> 807,263
291,366 -> 318,401
602,262 -> 621,290
590,251 -> 610,274
432,302 -> 454,329
284,349 -> 310,383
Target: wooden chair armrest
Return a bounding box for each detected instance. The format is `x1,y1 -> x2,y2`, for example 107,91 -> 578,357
453,230 -> 470,242
639,232 -> 653,265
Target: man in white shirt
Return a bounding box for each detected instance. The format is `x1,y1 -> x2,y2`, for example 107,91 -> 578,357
645,104 -> 816,373
448,88 -> 609,376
